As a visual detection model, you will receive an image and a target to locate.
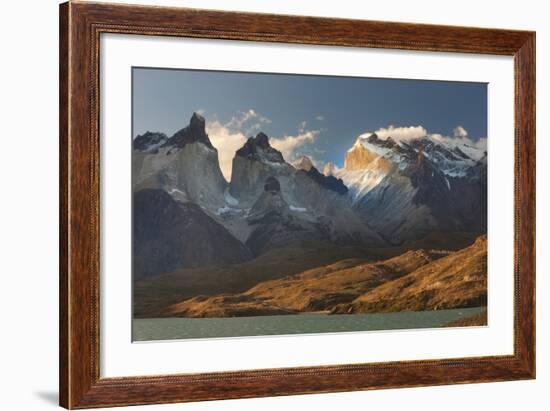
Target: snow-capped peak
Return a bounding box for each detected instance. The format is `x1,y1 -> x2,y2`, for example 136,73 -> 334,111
348,131 -> 485,177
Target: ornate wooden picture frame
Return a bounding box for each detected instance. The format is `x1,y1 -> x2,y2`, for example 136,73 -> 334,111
59,1 -> 535,408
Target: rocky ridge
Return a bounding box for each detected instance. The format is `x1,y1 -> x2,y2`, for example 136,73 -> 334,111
132,113 -> 487,283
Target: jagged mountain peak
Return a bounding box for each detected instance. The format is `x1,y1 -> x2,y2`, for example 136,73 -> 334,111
347,131 -> 485,178
190,111 -> 205,126
236,132 -> 285,163
300,166 -> 348,196
366,132 -> 380,143
133,112 -> 228,211
162,112 -> 214,150
345,136 -> 385,171
133,131 -> 168,153
253,132 -> 270,148
361,132 -> 401,151
188,111 -> 207,138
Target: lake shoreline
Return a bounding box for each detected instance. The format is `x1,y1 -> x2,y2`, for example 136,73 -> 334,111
133,306 -> 487,341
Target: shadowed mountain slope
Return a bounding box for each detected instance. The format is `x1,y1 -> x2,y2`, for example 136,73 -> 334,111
133,242 -> 382,318
133,188 -> 251,279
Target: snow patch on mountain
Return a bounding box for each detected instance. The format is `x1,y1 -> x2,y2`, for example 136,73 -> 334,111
335,166 -> 388,201
216,206 -> 232,215
352,131 -> 485,178
224,187 -> 239,206
355,137 -> 392,158
290,205 -> 308,212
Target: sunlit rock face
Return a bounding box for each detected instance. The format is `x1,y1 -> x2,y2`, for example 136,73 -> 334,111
335,131 -> 487,244
229,132 -> 295,206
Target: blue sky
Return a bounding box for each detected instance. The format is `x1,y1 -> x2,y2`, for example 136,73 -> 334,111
133,67 -> 487,179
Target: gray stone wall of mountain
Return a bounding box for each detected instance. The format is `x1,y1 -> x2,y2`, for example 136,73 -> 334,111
133,188 -> 252,279
133,131 -> 168,153
228,134 -> 384,248
230,134 -> 349,206
402,151 -> 487,233
132,113 -> 487,263
292,170 -> 384,246
352,166 -> 439,244
132,113 -> 227,210
245,176 -> 331,255
229,133 -> 296,205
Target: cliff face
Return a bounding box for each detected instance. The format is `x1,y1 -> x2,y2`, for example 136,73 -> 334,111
335,132 -> 487,244
132,113 -> 228,210
133,189 -> 251,279
229,133 -> 294,204
228,137 -> 384,250
344,136 -> 384,171
245,176 -> 331,255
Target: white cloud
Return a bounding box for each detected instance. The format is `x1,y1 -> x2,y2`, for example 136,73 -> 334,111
373,125 -> 427,141
271,129 -> 320,164
206,121 -> 247,181
226,109 -> 256,129
431,126 -> 487,151
195,108 -> 206,116
430,131 -> 487,161
206,111 -> 321,179
361,124 -> 486,158
315,115 -> 324,121
453,125 -> 468,138
226,109 -> 271,134
205,109 -> 274,180
432,134 -> 488,154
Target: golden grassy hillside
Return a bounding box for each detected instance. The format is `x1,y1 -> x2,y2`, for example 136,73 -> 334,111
134,233 -> 484,318
333,235 -> 487,314
134,241 -> 377,317
166,249 -> 439,317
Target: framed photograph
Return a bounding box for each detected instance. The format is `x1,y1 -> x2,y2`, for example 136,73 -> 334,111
59,1 -> 535,408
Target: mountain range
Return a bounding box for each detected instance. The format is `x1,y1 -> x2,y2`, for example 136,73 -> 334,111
133,113 -> 487,318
